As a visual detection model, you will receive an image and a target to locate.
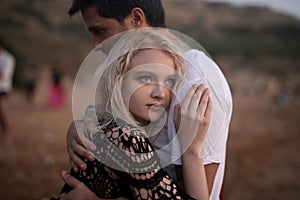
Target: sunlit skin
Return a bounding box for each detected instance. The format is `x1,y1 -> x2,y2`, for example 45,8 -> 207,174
122,49 -> 178,126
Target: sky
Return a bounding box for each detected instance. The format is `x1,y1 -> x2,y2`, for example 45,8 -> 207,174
207,0 -> 300,21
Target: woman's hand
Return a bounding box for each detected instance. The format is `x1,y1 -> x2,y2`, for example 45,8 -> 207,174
173,84 -> 212,155
173,84 -> 212,200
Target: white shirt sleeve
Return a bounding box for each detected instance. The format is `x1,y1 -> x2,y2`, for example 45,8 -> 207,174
167,49 -> 233,165
0,50 -> 15,92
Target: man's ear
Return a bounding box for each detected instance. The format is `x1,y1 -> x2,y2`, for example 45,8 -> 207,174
130,7 -> 146,28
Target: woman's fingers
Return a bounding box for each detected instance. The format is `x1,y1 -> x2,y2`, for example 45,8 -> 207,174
205,97 -> 213,119
179,83 -> 209,120
197,90 -> 212,137
174,83 -> 212,153
189,84 -> 206,112
198,88 -> 210,116
181,84 -> 198,110
173,104 -> 181,132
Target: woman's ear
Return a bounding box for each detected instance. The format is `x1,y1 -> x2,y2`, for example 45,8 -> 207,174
130,7 -> 146,28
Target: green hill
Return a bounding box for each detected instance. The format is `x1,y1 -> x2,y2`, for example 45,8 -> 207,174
1,0 -> 299,85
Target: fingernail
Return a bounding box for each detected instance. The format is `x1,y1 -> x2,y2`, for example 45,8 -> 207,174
91,144 -> 96,151
88,155 -> 94,160
61,170 -> 67,175
73,167 -> 78,172
80,163 -> 85,169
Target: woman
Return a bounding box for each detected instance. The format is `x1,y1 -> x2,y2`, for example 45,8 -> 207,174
55,30 -> 212,200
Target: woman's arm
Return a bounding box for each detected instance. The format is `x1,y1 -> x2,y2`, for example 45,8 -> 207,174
182,151 -> 209,199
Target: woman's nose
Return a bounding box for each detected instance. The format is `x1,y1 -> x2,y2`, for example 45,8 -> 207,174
151,84 -> 166,99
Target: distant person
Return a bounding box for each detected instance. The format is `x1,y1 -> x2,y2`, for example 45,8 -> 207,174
24,64 -> 38,103
0,42 -> 15,141
254,74 -> 267,95
274,75 -> 291,106
47,65 -> 65,109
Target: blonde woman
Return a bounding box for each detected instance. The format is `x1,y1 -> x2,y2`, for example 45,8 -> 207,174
55,30 -> 212,200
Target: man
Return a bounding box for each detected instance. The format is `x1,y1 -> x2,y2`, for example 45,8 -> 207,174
61,1 -> 232,200
0,42 -> 15,141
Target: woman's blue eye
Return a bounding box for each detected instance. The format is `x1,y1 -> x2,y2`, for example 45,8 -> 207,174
166,79 -> 176,87
139,76 -> 152,83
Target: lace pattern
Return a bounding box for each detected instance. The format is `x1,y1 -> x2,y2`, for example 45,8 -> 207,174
59,118 -> 195,200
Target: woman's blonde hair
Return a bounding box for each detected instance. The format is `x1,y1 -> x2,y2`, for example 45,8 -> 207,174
95,29 -> 186,126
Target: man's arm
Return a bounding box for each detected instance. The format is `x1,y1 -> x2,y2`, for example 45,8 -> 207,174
66,120 -> 96,172
59,170 -> 99,200
59,170 -> 129,200
175,163 -> 219,195
205,163 -> 219,194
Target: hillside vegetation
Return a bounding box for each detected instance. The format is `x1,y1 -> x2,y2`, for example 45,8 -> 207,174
0,0 -> 299,84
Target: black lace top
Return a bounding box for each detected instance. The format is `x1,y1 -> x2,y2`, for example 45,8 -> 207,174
57,118 -> 196,200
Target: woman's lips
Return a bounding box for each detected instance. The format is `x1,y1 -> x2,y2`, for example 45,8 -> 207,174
148,104 -> 165,111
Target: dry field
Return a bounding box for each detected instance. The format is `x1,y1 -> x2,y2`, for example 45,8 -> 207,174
0,72 -> 299,200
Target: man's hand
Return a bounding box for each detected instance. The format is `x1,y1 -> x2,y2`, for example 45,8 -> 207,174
59,170 -> 129,200
59,170 -> 99,200
66,120 -> 96,172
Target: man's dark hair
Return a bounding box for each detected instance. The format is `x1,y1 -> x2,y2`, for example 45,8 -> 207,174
68,0 -> 166,28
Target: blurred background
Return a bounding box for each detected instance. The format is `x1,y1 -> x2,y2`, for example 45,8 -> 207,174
0,0 -> 299,199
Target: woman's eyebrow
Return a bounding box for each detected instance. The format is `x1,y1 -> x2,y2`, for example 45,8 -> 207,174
133,70 -> 155,76
167,73 -> 177,77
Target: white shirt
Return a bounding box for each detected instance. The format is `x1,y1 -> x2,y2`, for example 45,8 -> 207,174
0,49 -> 15,93
150,49 -> 233,200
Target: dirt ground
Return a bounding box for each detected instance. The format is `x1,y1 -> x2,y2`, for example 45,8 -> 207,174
0,72 -> 299,200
